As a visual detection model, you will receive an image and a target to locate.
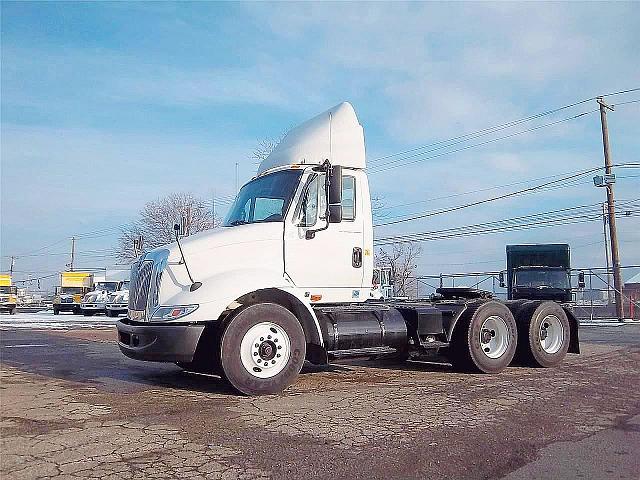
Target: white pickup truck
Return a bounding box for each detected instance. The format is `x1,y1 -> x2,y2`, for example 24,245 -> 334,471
117,102 -> 579,395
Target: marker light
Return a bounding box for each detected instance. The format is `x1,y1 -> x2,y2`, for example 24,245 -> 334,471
151,305 -> 198,321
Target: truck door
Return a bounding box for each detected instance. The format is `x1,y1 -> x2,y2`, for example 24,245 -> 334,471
284,170 -> 365,302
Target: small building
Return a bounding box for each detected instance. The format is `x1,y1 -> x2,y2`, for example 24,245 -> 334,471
623,272 -> 640,319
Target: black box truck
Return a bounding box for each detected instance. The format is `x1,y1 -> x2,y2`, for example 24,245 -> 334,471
503,244 -> 573,303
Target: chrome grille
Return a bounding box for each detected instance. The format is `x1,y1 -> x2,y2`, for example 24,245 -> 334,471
131,261 -> 153,311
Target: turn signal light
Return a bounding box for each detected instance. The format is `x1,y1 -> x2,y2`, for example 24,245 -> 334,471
151,304 -> 198,321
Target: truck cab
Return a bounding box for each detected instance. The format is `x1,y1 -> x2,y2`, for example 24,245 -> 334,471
105,280 -> 130,317
504,244 -> 572,303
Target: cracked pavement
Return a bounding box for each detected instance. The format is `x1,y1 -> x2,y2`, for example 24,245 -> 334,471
1,324 -> 639,479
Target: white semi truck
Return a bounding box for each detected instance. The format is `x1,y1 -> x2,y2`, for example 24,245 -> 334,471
117,103 -> 579,395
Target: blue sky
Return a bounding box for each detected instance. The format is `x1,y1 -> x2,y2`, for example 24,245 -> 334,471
1,2 -> 639,290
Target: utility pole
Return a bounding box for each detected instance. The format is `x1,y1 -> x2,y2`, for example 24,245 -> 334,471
602,202 -> 611,303
9,256 -> 16,275
70,236 -> 76,271
597,96 -> 624,321
235,162 -> 239,193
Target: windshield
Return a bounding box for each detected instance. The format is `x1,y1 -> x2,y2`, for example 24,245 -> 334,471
120,280 -> 130,290
0,286 -> 17,294
515,269 -> 570,289
61,286 -> 85,294
224,170 -> 303,226
94,282 -> 119,292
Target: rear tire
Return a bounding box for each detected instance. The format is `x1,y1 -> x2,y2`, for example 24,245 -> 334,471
450,301 -> 517,374
220,303 -> 306,396
517,301 -> 570,368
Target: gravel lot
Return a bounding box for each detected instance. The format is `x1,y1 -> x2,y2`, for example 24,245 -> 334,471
1,312 -> 639,479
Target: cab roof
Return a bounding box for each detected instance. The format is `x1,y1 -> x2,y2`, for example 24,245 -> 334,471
257,102 -> 366,176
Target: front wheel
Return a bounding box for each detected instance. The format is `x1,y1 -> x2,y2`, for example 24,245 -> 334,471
220,303 -> 306,396
450,301 -> 517,374
9,307 -> 16,315
517,302 -> 570,368
53,308 -> 60,315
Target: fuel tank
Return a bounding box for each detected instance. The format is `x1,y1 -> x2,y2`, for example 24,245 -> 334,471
315,307 -> 407,352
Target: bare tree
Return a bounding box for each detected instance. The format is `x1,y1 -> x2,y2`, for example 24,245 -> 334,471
251,131 -> 288,165
117,193 -> 221,262
376,242 -> 423,297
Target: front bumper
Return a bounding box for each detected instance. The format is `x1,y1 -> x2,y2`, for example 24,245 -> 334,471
0,302 -> 17,311
106,303 -> 128,312
55,303 -> 79,311
81,303 -> 106,311
116,319 -> 205,363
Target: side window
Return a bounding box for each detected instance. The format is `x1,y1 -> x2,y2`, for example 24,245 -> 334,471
299,176 -> 319,227
342,175 -> 356,221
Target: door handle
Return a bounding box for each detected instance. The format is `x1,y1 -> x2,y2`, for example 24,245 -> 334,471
352,247 -> 362,268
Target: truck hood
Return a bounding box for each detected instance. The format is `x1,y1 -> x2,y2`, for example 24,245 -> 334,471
160,223 -> 283,262
145,223 -> 285,293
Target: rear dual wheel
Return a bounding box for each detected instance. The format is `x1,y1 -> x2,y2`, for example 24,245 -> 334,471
220,303 -> 306,396
450,301 -> 517,373
516,302 -> 570,368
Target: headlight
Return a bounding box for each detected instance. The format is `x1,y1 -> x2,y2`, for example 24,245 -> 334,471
151,305 -> 198,321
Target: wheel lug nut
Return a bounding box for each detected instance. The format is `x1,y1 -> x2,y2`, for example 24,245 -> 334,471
267,335 -> 272,339
274,338 -> 278,343
271,360 -> 276,364
253,352 -> 258,356
255,343 -> 259,348
277,345 -> 282,350
276,354 -> 281,358
260,337 -> 264,341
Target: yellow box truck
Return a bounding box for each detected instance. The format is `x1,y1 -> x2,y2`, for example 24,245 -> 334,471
0,274 -> 18,315
53,272 -> 93,315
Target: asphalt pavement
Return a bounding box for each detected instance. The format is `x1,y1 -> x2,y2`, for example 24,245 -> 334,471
1,312 -> 639,479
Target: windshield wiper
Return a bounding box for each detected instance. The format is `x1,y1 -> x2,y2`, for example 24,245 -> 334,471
229,220 -> 248,226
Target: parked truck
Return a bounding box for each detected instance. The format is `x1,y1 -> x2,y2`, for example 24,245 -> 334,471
502,244 -> 574,303
0,274 -> 18,315
53,272 -> 93,315
105,280 -> 130,317
81,269 -> 129,316
117,102 -> 579,395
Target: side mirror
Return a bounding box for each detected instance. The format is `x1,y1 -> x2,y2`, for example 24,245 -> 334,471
499,272 -> 505,288
578,272 -> 585,289
328,165 -> 342,205
328,204 -> 342,223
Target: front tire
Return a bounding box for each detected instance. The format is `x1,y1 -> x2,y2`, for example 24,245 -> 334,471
517,301 -> 570,368
53,308 -> 60,315
450,301 -> 517,374
83,311 -> 94,317
220,303 -> 306,396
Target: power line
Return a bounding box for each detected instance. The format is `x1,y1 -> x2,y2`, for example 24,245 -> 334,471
369,109 -> 598,174
375,199 -> 640,246
374,165 -> 612,227
369,89 -> 639,165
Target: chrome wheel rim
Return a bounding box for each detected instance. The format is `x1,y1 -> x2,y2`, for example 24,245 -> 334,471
539,314 -> 564,354
479,315 -> 510,359
240,322 -> 291,378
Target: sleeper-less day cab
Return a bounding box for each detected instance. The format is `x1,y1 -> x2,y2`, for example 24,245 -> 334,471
117,102 -> 579,395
